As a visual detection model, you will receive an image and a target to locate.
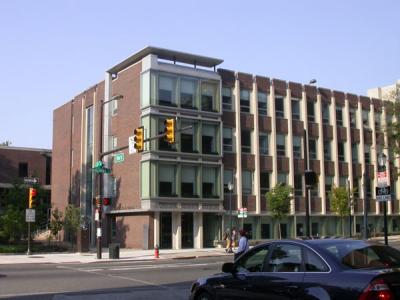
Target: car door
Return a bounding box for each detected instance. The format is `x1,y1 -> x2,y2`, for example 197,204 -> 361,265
215,244 -> 270,300
244,242 -> 305,299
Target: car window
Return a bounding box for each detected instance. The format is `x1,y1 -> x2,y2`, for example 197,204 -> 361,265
304,248 -> 330,272
342,245 -> 400,269
268,244 -> 302,272
236,245 -> 269,273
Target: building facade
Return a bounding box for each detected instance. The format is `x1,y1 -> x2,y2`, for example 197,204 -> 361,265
52,47 -> 400,250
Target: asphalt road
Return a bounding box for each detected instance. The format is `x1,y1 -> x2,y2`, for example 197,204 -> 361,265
0,256 -> 232,300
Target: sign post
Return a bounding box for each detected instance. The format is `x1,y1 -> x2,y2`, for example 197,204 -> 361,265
26,209 -> 35,255
377,153 -> 390,245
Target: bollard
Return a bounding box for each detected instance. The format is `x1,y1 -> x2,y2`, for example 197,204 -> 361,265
154,244 -> 159,259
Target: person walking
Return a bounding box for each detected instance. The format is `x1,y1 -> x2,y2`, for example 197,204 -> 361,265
231,227 -> 237,250
223,228 -> 232,253
234,229 -> 249,260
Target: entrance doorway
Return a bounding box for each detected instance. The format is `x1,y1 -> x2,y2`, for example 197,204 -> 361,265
181,212 -> 194,248
203,213 -> 220,247
160,212 -> 172,249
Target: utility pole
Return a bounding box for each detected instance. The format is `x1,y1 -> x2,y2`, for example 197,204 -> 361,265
363,172 -> 369,240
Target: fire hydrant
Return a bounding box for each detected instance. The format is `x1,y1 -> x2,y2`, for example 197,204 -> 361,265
154,244 -> 159,259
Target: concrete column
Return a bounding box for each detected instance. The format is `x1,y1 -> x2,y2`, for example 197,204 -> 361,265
382,106 -> 392,214
234,74 -> 243,209
286,87 -> 295,215
270,84 -> 277,186
103,73 -> 113,198
154,211 -> 160,247
344,98 -> 354,189
358,100 -> 366,216
172,211 -> 181,250
331,97 -> 340,186
370,103 -> 378,213
193,212 -> 203,249
316,94 -> 326,214
253,78 -> 261,214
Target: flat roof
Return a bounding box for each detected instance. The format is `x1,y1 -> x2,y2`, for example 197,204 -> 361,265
107,46 -> 224,74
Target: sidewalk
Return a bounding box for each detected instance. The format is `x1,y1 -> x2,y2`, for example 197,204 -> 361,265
0,247 -> 231,265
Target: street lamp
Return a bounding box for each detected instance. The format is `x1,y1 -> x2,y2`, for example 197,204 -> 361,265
377,152 -> 388,245
228,182 -> 234,234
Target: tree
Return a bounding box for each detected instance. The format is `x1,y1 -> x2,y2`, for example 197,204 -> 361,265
329,185 -> 349,236
63,204 -> 81,250
49,208 -> 63,242
383,87 -> 400,160
0,140 -> 12,146
266,183 -> 293,239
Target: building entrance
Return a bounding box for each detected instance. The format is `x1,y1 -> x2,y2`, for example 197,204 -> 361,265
181,212 -> 193,248
203,213 -> 220,248
160,212 -> 172,249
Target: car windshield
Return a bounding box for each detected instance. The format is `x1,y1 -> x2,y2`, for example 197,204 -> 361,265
321,241 -> 400,269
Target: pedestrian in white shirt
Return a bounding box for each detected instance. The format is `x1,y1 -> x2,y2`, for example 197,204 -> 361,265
234,229 -> 249,260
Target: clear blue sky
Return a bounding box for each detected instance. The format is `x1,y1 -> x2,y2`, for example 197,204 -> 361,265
0,0 -> 398,149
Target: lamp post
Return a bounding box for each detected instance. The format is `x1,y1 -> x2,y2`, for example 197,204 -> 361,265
377,152 -> 388,245
363,171 -> 369,240
347,179 -> 352,237
228,182 -> 234,234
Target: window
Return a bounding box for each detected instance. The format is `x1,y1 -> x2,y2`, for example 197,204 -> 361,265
159,75 -> 177,106
338,142 -> 345,162
336,107 -> 343,126
275,96 -> 284,118
364,145 -> 371,165
181,121 -> 196,153
325,176 -> 333,202
322,103 -> 330,124
111,98 -> 118,115
259,134 -> 268,155
353,178 -> 360,199
180,78 -> 197,109
223,127 -> 233,152
304,248 -> 329,272
268,244 -> 302,272
258,92 -> 267,115
294,174 -> 303,197
18,162 -> 28,178
375,112 -> 381,130
242,170 -> 253,195
112,136 -> 118,149
362,110 -> 370,129
339,176 -> 347,187
159,164 -> 176,197
293,136 -> 302,159
352,144 -> 359,163
222,87 -> 232,111
241,131 -> 251,153
349,108 -> 357,128
181,166 -> 197,197
224,169 -> 234,194
260,172 -> 270,195
203,167 -> 219,198
324,140 -> 331,161
309,139 -> 317,160
261,224 -> 271,239
240,89 -> 250,113
201,82 -> 216,112
236,245 -> 270,273
307,101 -> 315,122
277,134 -> 286,157
202,124 -> 218,154
291,98 -> 300,120
278,173 -> 288,185
366,179 -> 372,198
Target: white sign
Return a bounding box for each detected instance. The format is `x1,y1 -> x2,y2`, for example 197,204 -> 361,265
26,209 -> 36,222
128,136 -> 136,154
95,210 -> 100,221
377,171 -> 388,187
97,228 -> 102,237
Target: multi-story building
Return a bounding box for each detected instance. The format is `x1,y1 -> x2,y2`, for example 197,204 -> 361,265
52,46 -> 400,250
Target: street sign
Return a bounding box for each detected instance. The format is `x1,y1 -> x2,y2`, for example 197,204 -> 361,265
376,186 -> 391,202
114,153 -> 125,163
92,161 -> 111,173
129,136 -> 135,154
24,177 -> 39,185
377,171 -> 388,187
26,209 -> 35,222
238,207 -> 248,218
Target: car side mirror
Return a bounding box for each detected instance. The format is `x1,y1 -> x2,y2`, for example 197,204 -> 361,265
222,262 -> 235,273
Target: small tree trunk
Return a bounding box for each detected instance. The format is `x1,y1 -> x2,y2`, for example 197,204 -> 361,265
278,222 -> 282,239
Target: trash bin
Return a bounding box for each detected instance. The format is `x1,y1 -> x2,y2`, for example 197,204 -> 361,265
109,243 -> 120,259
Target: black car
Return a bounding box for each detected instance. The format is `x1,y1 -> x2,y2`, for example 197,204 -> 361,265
190,239 -> 400,300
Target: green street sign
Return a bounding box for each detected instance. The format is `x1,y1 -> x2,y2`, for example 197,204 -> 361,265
92,166 -> 111,174
114,153 -> 125,164
95,161 -> 103,168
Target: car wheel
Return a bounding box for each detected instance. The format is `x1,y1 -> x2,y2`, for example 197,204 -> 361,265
196,291 -> 213,300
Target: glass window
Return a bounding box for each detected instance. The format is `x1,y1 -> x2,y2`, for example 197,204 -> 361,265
278,173 -> 288,185
258,92 -> 268,115
339,176 -> 347,188
291,98 -> 300,120
307,101 -> 315,122
242,170 -> 253,195
325,176 -> 333,201
240,89 -> 250,113
277,134 -> 286,157
324,140 -> 331,161
236,245 -> 270,273
293,136 -> 302,159
159,164 -> 176,197
224,169 -> 234,194
259,134 -> 268,155
260,172 -> 270,195
241,131 -> 251,153
366,179 -> 372,198
338,142 -> 345,162
309,139 -> 317,160
364,145 -> 371,165
203,167 -> 219,198
201,82 -> 216,112
180,78 -> 197,109
322,103 -> 330,125
349,108 -> 357,128
268,244 -> 302,272
375,112 -> 381,130
362,110 -> 369,129
352,144 -> 359,163
111,98 -> 118,116
275,96 -> 284,118
159,75 -> 177,106
353,178 -> 360,199
181,166 -> 198,197
181,121 -> 196,153
222,87 -> 232,111
202,124 -> 218,155
223,127 -> 233,152
294,174 -> 303,197
336,107 -> 343,127
304,248 -> 329,272
18,162 -> 28,178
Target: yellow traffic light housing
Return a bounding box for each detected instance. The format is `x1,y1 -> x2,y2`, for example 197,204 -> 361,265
28,187 -> 37,208
164,118 -> 175,144
134,126 -> 144,153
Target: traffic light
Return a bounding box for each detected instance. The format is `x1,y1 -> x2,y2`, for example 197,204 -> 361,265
134,126 -> 144,153
164,118 -> 175,144
28,188 -> 37,208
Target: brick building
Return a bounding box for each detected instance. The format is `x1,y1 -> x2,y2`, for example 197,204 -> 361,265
52,46 -> 399,250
